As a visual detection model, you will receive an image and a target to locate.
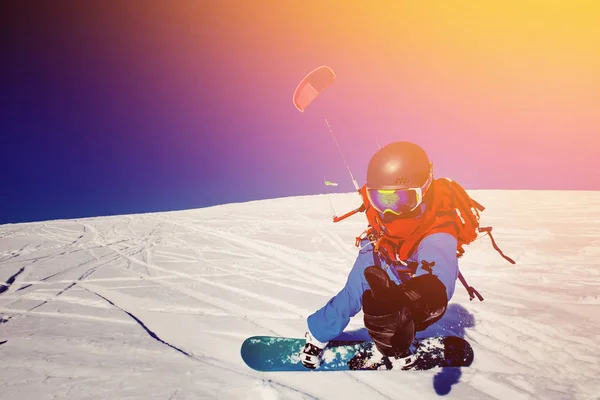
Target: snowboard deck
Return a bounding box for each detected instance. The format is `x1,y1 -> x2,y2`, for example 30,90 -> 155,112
241,335 -> 473,372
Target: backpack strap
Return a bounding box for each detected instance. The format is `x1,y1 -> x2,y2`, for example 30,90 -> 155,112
478,226 -> 516,264
458,271 -> 484,301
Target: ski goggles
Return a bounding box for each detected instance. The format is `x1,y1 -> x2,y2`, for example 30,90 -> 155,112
366,173 -> 433,216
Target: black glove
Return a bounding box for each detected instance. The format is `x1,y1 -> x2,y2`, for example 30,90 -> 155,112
362,266 -> 448,357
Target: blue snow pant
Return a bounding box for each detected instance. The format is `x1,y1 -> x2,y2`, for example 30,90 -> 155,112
307,232 -> 459,343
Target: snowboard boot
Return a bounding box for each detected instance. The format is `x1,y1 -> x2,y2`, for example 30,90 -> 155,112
390,338 -> 419,370
299,331 -> 328,369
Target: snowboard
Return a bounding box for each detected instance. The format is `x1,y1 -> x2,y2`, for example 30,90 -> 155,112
241,335 -> 473,372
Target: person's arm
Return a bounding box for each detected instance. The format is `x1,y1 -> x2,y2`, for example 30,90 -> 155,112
306,239 -> 375,343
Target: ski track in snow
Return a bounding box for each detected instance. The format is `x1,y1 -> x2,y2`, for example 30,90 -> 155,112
0,191 -> 599,399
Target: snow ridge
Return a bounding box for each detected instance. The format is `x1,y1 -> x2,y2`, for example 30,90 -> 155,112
88,289 -> 193,358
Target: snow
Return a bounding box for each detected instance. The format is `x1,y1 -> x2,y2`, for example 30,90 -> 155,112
1,190 -> 600,399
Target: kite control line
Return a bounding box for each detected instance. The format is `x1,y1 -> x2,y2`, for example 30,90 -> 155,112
323,119 -> 367,223
324,119 -> 360,192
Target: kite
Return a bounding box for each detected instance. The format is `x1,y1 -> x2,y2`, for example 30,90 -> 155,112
293,66 -> 336,113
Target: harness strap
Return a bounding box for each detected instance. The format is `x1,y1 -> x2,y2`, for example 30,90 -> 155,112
372,248 -> 382,268
371,246 -> 484,302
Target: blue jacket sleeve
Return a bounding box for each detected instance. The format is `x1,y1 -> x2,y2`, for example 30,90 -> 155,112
412,232 -> 459,301
306,241 -> 374,343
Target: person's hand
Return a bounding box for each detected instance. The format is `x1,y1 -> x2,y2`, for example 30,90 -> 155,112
362,266 -> 415,356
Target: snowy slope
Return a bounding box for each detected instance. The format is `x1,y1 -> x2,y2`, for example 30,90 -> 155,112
1,191 -> 600,400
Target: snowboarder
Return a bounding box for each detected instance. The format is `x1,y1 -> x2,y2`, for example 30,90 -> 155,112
300,141 -> 464,370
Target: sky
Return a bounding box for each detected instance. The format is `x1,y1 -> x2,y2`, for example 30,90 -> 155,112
2,0 -> 600,224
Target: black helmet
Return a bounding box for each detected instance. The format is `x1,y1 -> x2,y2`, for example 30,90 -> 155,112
366,142 -> 433,216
